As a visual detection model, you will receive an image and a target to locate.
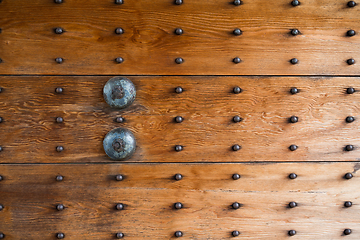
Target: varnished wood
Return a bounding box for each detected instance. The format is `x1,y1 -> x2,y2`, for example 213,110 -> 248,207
0,163 -> 359,239
0,0 -> 359,75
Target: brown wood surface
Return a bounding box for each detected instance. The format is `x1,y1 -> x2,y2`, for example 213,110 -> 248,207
0,162 -> 359,239
0,0 -> 359,75
0,76 -> 360,163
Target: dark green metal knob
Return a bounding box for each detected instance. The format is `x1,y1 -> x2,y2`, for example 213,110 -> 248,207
103,128 -> 136,160
103,77 -> 136,109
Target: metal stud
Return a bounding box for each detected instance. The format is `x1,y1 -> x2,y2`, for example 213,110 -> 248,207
290,87 -> 299,94
0,29 -> 2,34
116,232 -> 124,238
291,29 -> 300,36
345,172 -> 353,179
289,116 -> 298,123
0,87 -> 3,93
291,0 -> 300,6
56,233 -> 65,239
233,28 -> 242,36
175,231 -> 183,237
233,57 -> 241,64
115,28 -> 124,35
233,0 -> 241,5
175,28 -> 183,35
348,1 -> 357,7
232,173 -> 241,180
233,86 -> 242,94
232,230 -> 240,237
0,175 -> 3,181
174,173 -> 183,181
347,87 -> 356,94
288,201 -> 297,208
115,174 -> 123,181
347,59 -> 355,65
174,202 -> 183,209
55,57 -> 63,64
289,145 -> 298,151
56,175 -> 64,181
288,230 -> 296,236
0,204 -> 3,211
115,0 -> 124,4
0,146 -> 2,152
175,116 -> 183,123
289,173 -> 297,179
56,204 -> 65,211
175,58 -> 184,64
233,116 -> 242,123
344,229 -> 352,235
0,233 -> 4,239
115,57 -> 124,64
56,146 -> 64,152
55,87 -> 63,94
175,86 -> 183,93
115,117 -> 124,123
232,144 -> 241,151
346,116 -> 355,123
54,28 -> 64,34
344,201 -> 352,208
290,58 -> 299,64
55,117 -> 64,123
54,0 -> 63,3
347,30 -> 356,37
0,117 -> 3,123
175,145 -> 183,152
232,202 -> 241,209
345,145 -> 354,151
175,0 -> 183,5
116,203 -> 124,210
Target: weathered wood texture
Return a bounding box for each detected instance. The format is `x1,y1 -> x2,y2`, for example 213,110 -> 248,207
1,76 -> 360,163
0,0 -> 358,75
0,163 -> 359,239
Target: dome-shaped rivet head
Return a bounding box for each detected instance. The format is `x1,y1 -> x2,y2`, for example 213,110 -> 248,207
56,175 -> 63,181
115,0 -> 124,4
291,0 -> 300,6
55,87 -> 63,94
289,116 -> 298,123
175,0 -> 183,5
233,86 -> 242,94
115,117 -> 124,123
232,144 -> 241,151
232,230 -> 240,237
232,173 -> 241,180
116,232 -> 124,238
344,229 -> 352,235
115,57 -> 124,64
103,128 -> 136,160
0,175 -> 3,181
103,77 -> 136,109
0,87 -> 3,93
115,28 -> 124,35
174,202 -> 183,209
175,86 -> 183,93
0,204 -> 3,211
232,202 -> 241,209
233,116 -> 242,123
345,172 -> 353,179
56,233 -> 65,239
175,28 -> 183,35
288,201 -> 297,208
344,201 -> 353,207
174,173 -> 183,181
55,57 -> 63,64
175,116 -> 183,123
290,58 -> 299,64
55,117 -> 64,123
347,30 -> 356,37
54,0 -> 63,3
288,230 -> 296,236
347,59 -> 355,65
175,145 -> 183,152
175,231 -> 183,237
0,117 -> 3,123
233,0 -> 241,5
345,145 -> 354,151
347,87 -> 356,94
290,87 -> 299,94
233,28 -> 242,36
116,203 -> 124,210
56,204 -> 65,211
291,29 -> 300,35
346,116 -> 355,123
0,147 -> 2,152
115,174 -> 123,181
175,58 -> 184,64
56,146 -> 64,152
54,28 -> 64,34
233,57 -> 241,64
289,173 -> 297,179
0,233 -> 4,239
289,145 -> 298,151
348,1 -> 357,7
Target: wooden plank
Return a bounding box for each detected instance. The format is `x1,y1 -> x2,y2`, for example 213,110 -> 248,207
0,163 -> 359,239
0,0 -> 359,75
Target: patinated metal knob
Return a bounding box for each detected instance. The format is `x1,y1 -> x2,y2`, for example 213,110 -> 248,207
174,173 -> 183,180
174,202 -> 183,209
56,117 -> 63,123
233,0 -> 241,5
346,116 -> 355,123
291,29 -> 300,36
175,116 -> 183,123
348,1 -> 357,7
290,58 -> 299,64
288,230 -> 296,236
344,201 -> 352,207
175,0 -> 183,5
233,57 -> 241,64
232,202 -> 241,209
175,58 -> 184,64
175,28 -> 183,35
289,173 -> 297,179
344,229 -> 352,235
290,87 -> 299,94
175,231 -> 183,237
289,145 -> 298,151
56,175 -> 63,181
233,86 -> 242,94
175,145 -> 183,152
55,87 -> 63,93
233,116 -> 242,123
116,203 -> 124,210
232,144 -> 241,151
347,59 -> 355,65
115,0 -> 124,4
288,202 -> 297,208
0,233 -> 3,239
232,230 -> 240,237
56,146 -> 64,152
175,87 -> 183,93
345,172 -> 353,179
115,117 -> 124,123
103,128 -> 136,160
116,232 -> 124,238
232,173 -> 241,180
56,204 -> 65,211
54,28 -> 64,34
103,77 -> 136,109
345,145 -> 354,151
233,28 -> 242,36
115,57 -> 124,64
347,87 -> 356,94
55,57 -> 63,64
289,116 -> 298,123
56,233 -> 65,239
54,0 -> 63,3
291,0 -> 300,6
347,30 -> 356,37
115,28 -> 124,35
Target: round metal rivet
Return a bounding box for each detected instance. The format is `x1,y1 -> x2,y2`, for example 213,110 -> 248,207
290,87 -> 299,94
291,0 -> 300,6
115,28 -> 124,35
233,57 -> 241,64
345,172 -> 353,179
233,0 -> 241,5
0,233 -> 4,239
0,175 -> 3,181
175,0 -> 183,5
0,117 -> 3,123
56,175 -> 63,181
0,204 -> 3,211
115,117 -> 124,123
56,146 -> 64,152
175,116 -> 183,123
344,201 -> 352,208
289,116 -> 298,123
288,201 -> 297,208
55,87 -> 63,94
175,58 -> 184,64
175,86 -> 183,93
55,117 -> 64,123
347,30 -> 356,37
289,173 -> 297,179
174,202 -> 183,209
289,145 -> 298,151
115,0 -> 124,4
115,57 -> 124,64
232,230 -> 240,237
290,58 -> 299,64
346,116 -> 355,123
232,173 -> 241,180
345,145 -> 354,151
233,116 -> 242,123
291,29 -> 300,35
0,147 -> 2,152
347,87 -> 356,94
232,144 -> 241,151
174,173 -> 183,180
0,87 -> 3,93
233,28 -> 242,36
175,231 -> 183,237
54,0 -> 63,3
103,77 -> 136,109
344,229 -> 352,235
348,1 -> 357,7
116,232 -> 124,238
347,59 -> 355,65
116,203 -> 124,210
288,230 -> 296,236
56,233 -> 65,239
115,174 -> 123,181
175,28 -> 183,35
103,128 -> 136,160
233,86 -> 242,94
55,57 -> 63,64
56,204 -> 65,211
175,145 -> 183,152
54,28 -> 64,34
232,202 -> 241,209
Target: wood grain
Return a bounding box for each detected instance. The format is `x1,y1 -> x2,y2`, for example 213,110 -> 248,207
0,0 -> 359,75
0,163 -> 359,239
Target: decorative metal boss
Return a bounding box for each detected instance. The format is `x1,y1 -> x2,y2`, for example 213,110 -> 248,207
103,128 -> 136,160
103,77 -> 136,109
